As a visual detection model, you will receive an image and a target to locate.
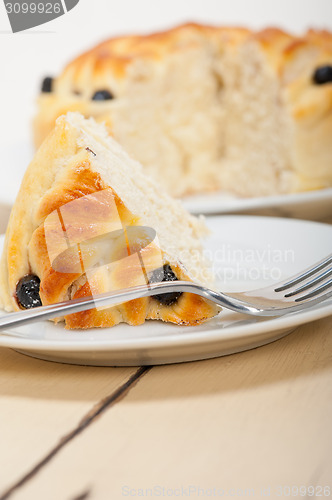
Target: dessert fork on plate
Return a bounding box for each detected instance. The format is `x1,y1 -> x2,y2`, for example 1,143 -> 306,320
0,254 -> 331,331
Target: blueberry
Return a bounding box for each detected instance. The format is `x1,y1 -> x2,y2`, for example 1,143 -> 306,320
149,264 -> 183,306
91,90 -> 114,101
313,65 -> 332,85
41,76 -> 53,93
16,275 -> 42,309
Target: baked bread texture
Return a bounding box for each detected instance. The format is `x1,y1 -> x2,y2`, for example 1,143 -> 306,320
33,24 -> 332,198
0,112 -> 218,329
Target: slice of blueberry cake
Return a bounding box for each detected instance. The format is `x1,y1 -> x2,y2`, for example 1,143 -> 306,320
0,113 -> 219,329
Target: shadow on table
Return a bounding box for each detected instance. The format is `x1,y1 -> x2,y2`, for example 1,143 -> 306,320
0,347 -> 134,401
0,316 -> 330,402
127,316 -> 332,402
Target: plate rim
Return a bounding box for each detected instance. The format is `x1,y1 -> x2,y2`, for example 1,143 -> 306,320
0,297 -> 331,352
182,186 -> 332,215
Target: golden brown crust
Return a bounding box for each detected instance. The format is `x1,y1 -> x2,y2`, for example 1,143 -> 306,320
65,262 -> 216,329
54,23 -> 331,91
61,23 -> 249,80
0,115 -> 82,312
1,114 -> 219,328
31,181 -> 218,328
29,164 -> 111,306
33,23 -> 251,148
33,168 -> 217,328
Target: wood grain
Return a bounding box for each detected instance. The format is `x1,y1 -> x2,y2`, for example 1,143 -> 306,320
6,317 -> 332,500
0,347 -> 139,496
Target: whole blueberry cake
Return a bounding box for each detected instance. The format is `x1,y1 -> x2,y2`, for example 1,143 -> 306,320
0,113 -> 218,329
33,24 -> 332,198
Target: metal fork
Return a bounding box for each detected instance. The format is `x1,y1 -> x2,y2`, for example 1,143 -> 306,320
0,254 -> 332,331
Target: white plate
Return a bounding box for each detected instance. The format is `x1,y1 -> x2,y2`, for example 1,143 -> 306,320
2,140 -> 332,221
182,188 -> 332,220
0,215 -> 332,366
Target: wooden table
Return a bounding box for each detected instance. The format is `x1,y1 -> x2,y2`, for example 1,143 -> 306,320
0,205 -> 331,500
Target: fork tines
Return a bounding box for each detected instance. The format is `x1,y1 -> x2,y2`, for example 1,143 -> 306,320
275,255 -> 332,302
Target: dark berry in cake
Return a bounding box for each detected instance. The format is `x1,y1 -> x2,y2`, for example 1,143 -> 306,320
92,90 -> 114,101
41,76 -> 53,93
16,275 -> 42,309
149,264 -> 183,306
313,65 -> 332,85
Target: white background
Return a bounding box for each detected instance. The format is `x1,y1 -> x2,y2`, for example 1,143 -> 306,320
0,0 -> 332,203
